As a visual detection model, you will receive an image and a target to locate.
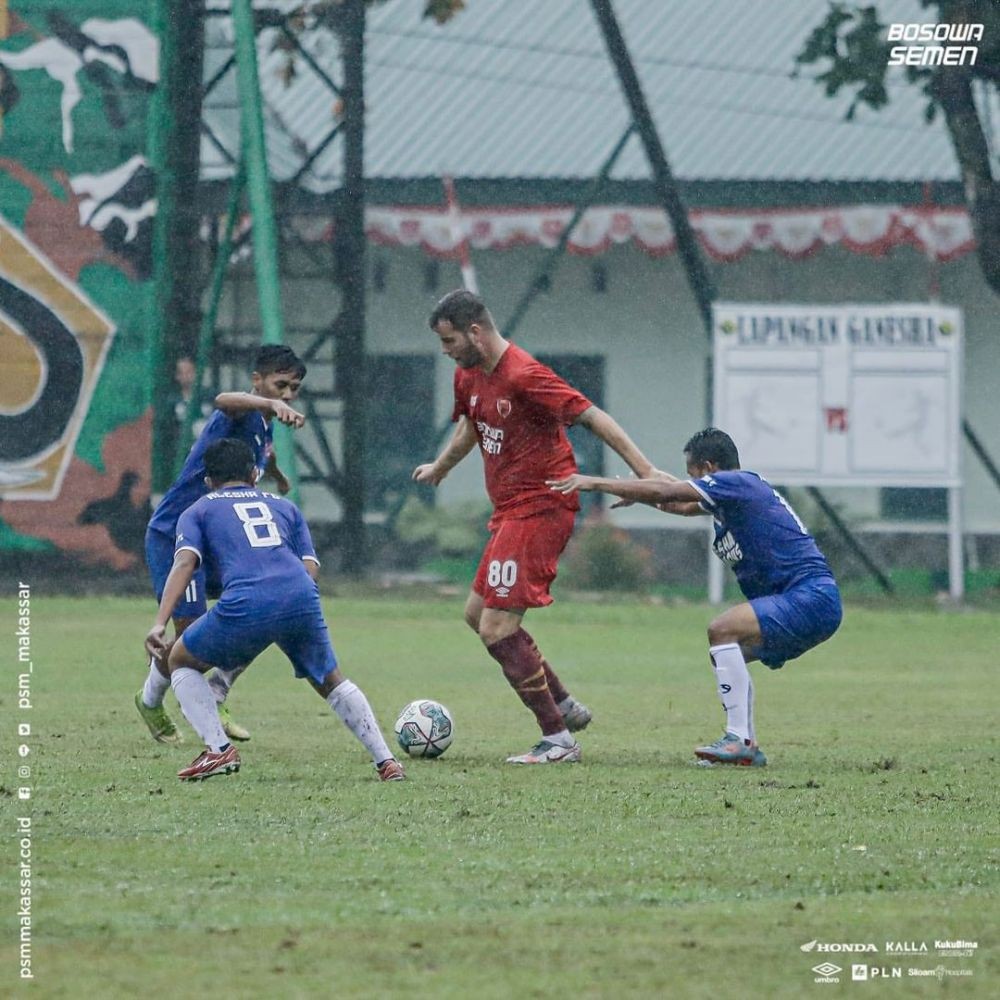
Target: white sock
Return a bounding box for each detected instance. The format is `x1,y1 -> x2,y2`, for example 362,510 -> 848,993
141,658 -> 171,708
206,662 -> 249,704
326,680 -> 393,764
709,643 -> 753,743
171,667 -> 228,751
543,727 -> 574,747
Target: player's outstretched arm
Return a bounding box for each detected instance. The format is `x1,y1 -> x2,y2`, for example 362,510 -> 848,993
215,392 -> 306,428
572,406 -> 668,479
412,416 -> 477,487
263,452 -> 291,494
145,550 -> 199,657
548,473 -> 701,510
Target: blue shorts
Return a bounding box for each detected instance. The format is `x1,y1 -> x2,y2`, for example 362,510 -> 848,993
749,579 -> 842,670
145,526 -> 221,621
181,597 -> 338,685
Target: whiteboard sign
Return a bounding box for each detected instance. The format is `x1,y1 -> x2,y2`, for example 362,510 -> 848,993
712,303 -> 963,487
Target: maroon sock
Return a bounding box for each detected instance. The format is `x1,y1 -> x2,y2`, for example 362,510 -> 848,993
487,628 -> 564,736
524,633 -> 570,704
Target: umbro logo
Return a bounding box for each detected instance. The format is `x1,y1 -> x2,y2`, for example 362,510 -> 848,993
812,963 -> 841,977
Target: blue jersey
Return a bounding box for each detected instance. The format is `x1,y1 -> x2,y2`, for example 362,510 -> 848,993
688,470 -> 835,600
147,409 -> 272,538
175,487 -> 318,616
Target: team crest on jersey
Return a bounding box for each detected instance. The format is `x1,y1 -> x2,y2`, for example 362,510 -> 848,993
496,399 -> 512,419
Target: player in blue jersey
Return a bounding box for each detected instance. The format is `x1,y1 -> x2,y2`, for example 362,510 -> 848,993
136,345 -> 307,747
548,427 -> 842,767
144,438 -> 405,782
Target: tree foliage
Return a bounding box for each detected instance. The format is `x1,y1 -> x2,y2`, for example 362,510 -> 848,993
272,1 -> 465,85
796,1 -> 1000,296
309,0 -> 465,31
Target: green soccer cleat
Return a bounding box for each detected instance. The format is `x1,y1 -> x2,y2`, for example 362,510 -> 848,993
694,732 -> 767,767
134,690 -> 183,745
217,703 -> 251,742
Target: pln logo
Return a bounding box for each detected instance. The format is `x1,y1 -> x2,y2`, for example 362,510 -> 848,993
854,965 -> 902,980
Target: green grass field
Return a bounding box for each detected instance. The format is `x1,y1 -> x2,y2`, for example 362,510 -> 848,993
4,594 -> 997,997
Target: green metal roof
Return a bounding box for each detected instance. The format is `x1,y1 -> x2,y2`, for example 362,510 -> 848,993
202,0 -> 974,191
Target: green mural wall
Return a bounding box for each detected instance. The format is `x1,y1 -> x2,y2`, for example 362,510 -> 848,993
0,0 -> 157,571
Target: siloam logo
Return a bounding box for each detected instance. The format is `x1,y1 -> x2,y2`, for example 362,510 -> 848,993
909,966 -> 974,980
811,962 -> 841,983
800,939 -> 877,953
887,22 -> 983,67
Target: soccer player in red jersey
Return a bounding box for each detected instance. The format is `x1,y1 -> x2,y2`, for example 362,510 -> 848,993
412,290 -> 660,764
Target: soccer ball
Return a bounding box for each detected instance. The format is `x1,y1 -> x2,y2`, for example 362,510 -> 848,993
394,699 -> 454,758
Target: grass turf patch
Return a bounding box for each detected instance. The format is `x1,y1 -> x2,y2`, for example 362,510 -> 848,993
3,595 -> 996,996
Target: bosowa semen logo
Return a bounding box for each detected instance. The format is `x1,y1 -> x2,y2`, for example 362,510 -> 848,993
887,22 -> 983,67
0,215 -> 116,500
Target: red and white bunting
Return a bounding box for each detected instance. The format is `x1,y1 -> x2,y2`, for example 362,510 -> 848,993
361,204 -> 974,263
215,204 -> 976,264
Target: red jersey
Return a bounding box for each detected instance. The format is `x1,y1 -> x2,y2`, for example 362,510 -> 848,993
452,343 -> 592,522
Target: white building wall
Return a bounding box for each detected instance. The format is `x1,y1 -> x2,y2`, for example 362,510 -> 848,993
218,239 -> 1000,534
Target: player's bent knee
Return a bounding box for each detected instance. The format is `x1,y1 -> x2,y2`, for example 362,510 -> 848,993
310,668 -> 343,698
167,639 -> 209,674
707,620 -> 737,646
478,622 -> 516,647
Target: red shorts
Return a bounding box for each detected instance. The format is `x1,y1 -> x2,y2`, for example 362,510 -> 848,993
473,507 -> 576,609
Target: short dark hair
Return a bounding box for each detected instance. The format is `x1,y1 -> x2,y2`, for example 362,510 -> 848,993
429,289 -> 493,333
254,344 -> 306,379
204,438 -> 256,484
683,428 -> 741,470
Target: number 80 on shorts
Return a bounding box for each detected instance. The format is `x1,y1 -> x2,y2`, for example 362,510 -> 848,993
486,559 -> 518,595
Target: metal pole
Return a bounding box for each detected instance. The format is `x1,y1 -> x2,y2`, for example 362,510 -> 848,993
334,0 -> 368,575
231,0 -> 299,499
176,167 -> 247,476
963,418 -> 1000,492
503,125 -> 635,341
947,486 -> 965,601
806,487 -> 894,594
589,0 -> 717,335
149,0 -> 204,491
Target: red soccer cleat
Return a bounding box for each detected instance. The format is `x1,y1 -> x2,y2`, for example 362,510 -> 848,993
178,745 -> 241,781
376,758 -> 406,781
